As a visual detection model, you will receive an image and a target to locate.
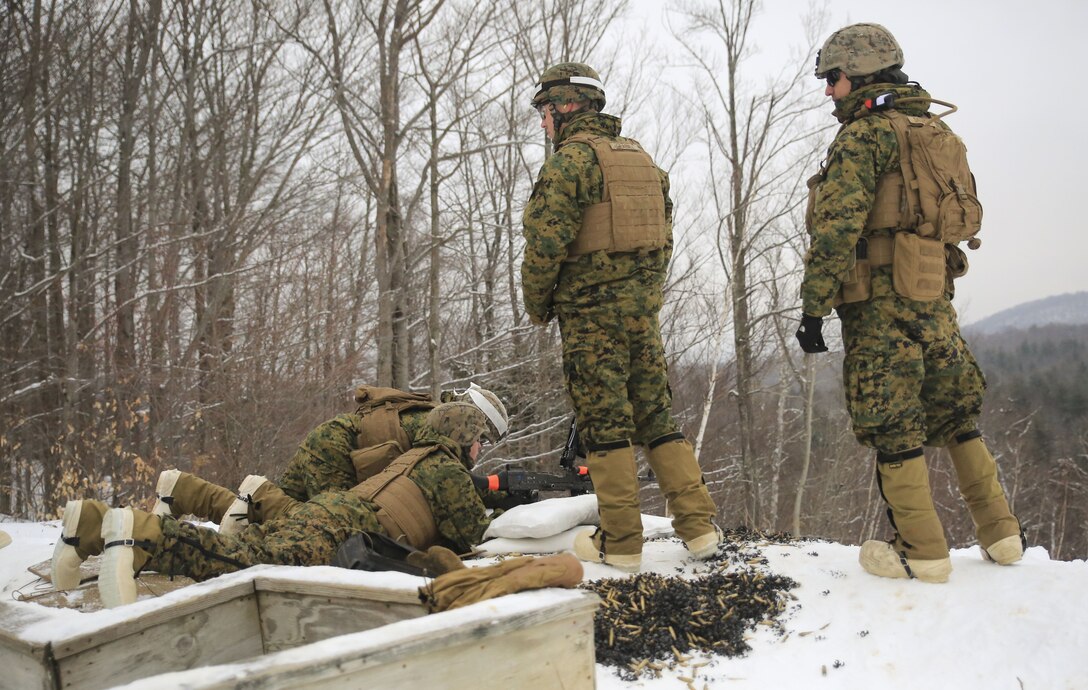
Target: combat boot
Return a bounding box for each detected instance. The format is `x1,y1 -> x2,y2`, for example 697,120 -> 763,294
947,432 -> 1023,564
645,434 -> 721,559
51,499 -> 109,590
151,469 -> 237,523
982,534 -> 1024,565
220,475 -> 295,534
99,506 -> 164,608
572,444 -> 643,572
858,540 -> 952,583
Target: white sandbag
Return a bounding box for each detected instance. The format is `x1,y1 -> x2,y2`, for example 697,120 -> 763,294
641,513 -> 674,538
483,494 -> 600,540
478,515 -> 676,555
476,526 -> 588,555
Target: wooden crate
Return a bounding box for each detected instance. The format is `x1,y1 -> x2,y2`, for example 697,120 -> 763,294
0,566 -> 598,690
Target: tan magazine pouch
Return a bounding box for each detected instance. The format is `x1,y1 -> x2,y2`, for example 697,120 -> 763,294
804,172 -> 822,235
839,257 -> 872,304
892,232 -> 945,301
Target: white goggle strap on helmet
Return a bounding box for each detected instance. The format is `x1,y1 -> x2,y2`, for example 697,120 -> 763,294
534,75 -> 606,98
465,382 -> 507,441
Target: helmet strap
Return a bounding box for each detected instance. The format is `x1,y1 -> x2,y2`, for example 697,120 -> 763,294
548,101 -> 590,143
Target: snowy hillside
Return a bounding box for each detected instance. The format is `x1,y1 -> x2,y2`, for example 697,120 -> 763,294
966,290 -> 1088,334
1,515 -> 1085,689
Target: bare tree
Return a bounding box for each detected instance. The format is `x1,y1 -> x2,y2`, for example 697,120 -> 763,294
674,0 -> 825,529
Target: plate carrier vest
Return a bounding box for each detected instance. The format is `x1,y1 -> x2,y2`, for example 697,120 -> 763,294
559,133 -> 668,260
350,444 -> 441,550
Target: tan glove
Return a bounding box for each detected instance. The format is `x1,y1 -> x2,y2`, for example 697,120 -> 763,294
405,545 -> 465,575
419,553 -> 583,613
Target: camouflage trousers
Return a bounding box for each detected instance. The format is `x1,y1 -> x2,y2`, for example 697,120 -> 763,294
277,415 -> 362,501
147,491 -> 382,582
837,295 -> 985,453
556,306 -> 678,448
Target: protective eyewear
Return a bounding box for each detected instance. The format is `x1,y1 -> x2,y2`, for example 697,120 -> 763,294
824,69 -> 843,88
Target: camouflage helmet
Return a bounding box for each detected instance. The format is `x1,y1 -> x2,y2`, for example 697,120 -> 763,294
426,401 -> 491,448
452,383 -> 508,443
531,62 -> 606,110
815,23 -> 904,78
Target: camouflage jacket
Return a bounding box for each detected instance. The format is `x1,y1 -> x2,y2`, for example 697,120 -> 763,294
802,83 -> 934,317
404,430 -> 492,553
521,111 -> 673,322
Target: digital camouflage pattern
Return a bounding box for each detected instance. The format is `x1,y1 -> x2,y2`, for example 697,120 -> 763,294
839,296 -> 984,452
522,110 -> 678,447
532,62 -> 606,110
146,436 -> 491,581
815,23 -> 904,78
804,82 -> 986,453
277,408 -> 431,501
425,402 -> 490,453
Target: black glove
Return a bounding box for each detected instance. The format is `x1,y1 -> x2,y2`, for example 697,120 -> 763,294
795,314 -> 828,354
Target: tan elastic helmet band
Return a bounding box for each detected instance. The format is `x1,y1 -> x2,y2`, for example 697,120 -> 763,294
464,383 -> 508,441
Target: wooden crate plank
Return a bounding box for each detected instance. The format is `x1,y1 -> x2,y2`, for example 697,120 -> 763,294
125,590 -> 599,690
56,593 -> 263,690
0,599 -> 58,689
50,578 -> 255,657
257,590 -> 426,653
253,574 -> 423,605
18,572 -> 197,612
0,639 -> 54,690
295,610 -> 597,690
0,603 -> 55,690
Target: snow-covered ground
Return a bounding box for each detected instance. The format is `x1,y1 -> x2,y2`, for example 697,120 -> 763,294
1,510 -> 1085,689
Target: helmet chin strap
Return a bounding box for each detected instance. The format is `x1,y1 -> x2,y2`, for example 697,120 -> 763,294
549,102 -> 590,144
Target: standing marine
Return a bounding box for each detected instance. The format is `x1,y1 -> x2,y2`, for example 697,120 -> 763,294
522,62 -> 720,572
797,23 -> 1024,582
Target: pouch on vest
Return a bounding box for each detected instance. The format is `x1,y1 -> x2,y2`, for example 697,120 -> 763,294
353,385 -> 433,409
353,386 -> 434,454
804,172 -> 823,235
839,257 -> 872,304
892,232 -> 945,301
350,439 -> 406,483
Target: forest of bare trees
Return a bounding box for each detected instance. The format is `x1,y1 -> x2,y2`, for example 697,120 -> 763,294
2,0 -> 1084,561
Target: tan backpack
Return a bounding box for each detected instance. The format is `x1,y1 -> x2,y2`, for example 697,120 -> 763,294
867,97 -> 983,248
350,385 -> 436,481
841,96 -> 982,302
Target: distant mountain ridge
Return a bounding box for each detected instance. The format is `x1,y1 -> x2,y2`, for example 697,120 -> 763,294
965,291 -> 1088,335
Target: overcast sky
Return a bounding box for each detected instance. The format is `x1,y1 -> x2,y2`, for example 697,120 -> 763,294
620,0 -> 1086,323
